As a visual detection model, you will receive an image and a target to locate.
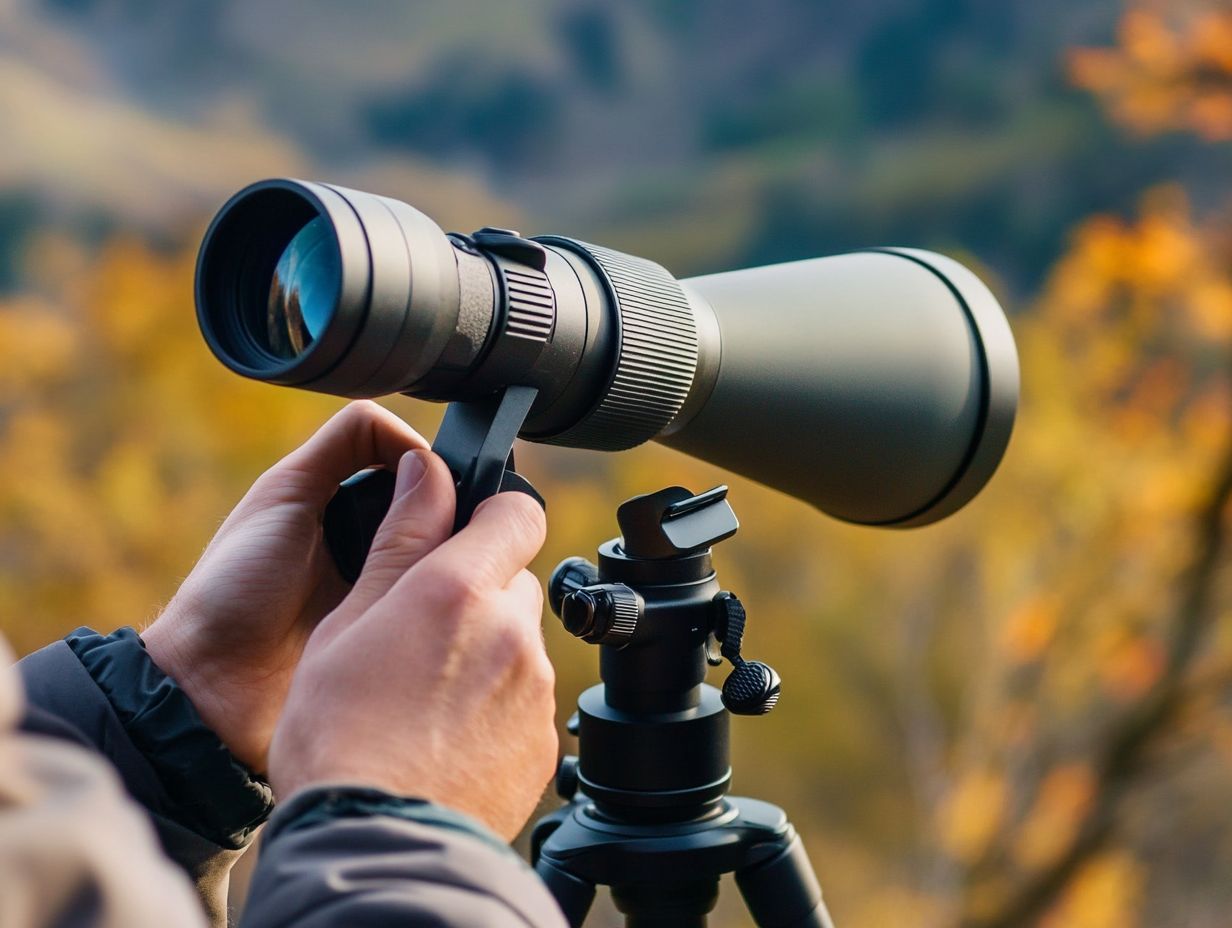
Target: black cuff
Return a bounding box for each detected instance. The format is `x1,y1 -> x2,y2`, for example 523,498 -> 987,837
271,785 -> 515,858
66,626 -> 274,848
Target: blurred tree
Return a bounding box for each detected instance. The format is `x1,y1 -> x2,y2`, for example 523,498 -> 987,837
8,5 -> 1232,928
932,3 -> 1232,924
944,187 -> 1232,928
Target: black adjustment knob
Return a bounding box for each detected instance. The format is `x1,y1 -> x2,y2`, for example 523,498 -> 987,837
324,468 -> 396,583
548,557 -> 600,618
712,590 -> 746,646
560,583 -> 641,647
555,755 -> 580,800
721,660 -> 781,716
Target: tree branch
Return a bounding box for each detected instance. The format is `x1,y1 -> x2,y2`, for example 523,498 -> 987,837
958,435 -> 1232,928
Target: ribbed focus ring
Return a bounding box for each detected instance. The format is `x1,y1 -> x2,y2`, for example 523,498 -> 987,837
546,240 -> 699,450
499,262 -> 554,345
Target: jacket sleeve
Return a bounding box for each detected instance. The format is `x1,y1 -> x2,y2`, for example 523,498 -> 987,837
241,787 -> 569,928
17,628 -> 569,928
17,628 -> 275,927
0,633 -> 208,928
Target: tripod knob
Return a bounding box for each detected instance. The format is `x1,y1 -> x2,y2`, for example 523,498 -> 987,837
548,557 -> 600,618
555,755 -> 580,800
722,660 -> 782,716
560,583 -> 642,647
711,592 -> 781,715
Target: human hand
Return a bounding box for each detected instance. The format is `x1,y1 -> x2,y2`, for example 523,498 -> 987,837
267,450 -> 556,841
143,401 -> 429,773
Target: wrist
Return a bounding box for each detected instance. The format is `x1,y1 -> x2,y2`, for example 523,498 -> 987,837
143,613 -> 269,773
268,784 -> 514,856
267,736 -> 517,840
267,734 -> 398,802
141,617 -> 194,695
269,721 -> 447,816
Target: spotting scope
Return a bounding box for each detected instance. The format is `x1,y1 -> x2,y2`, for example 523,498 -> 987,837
196,178 -> 1018,526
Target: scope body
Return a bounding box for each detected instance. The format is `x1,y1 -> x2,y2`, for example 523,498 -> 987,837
197,178 -> 1019,526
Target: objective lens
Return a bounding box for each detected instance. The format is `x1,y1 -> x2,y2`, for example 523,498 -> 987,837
264,216 -> 339,359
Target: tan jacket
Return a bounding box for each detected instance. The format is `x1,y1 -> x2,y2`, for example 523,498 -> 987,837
0,634 -> 206,927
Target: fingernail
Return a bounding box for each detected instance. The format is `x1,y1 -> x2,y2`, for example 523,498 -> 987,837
394,450 -> 428,499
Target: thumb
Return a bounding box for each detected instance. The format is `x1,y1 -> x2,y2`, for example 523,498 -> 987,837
330,449 -> 457,624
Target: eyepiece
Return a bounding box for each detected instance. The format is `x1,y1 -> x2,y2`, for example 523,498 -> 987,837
196,180 -> 360,385
196,178 -> 467,397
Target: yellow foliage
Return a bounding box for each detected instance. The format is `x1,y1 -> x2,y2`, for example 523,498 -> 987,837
938,767 -> 1009,862
0,300 -> 78,391
1070,6 -> 1232,140
1000,595 -> 1060,663
1095,629 -> 1166,701
844,884 -> 951,928
1013,764 -> 1098,871
0,233 -> 344,655
1041,851 -> 1145,928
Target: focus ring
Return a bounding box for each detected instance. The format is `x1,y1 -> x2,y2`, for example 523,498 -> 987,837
499,261 -> 555,345
471,254 -> 556,377
545,240 -> 699,450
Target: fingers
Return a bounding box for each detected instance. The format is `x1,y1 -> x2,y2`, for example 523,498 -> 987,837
333,449 -> 457,621
505,567 -> 550,658
505,568 -> 545,623
319,488 -> 545,648
427,491 -> 547,592
259,401 -> 430,509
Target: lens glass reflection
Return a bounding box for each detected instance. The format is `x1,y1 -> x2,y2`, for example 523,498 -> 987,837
265,216 -> 338,359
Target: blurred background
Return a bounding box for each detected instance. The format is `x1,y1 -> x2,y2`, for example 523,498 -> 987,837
2,0 -> 1231,924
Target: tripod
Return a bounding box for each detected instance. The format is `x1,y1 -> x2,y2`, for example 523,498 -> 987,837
530,485 -> 834,928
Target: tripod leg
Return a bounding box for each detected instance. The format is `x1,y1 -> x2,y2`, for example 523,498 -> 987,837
535,858 -> 597,928
735,834 -> 835,928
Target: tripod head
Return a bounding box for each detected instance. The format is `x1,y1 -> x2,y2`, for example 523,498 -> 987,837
534,485 -> 831,927
550,485 -> 780,722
